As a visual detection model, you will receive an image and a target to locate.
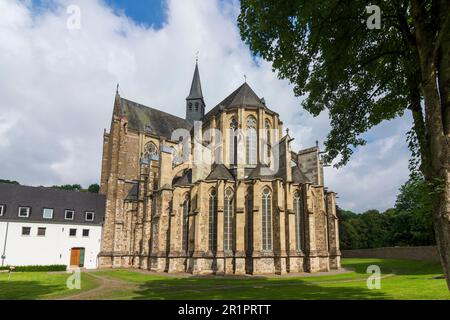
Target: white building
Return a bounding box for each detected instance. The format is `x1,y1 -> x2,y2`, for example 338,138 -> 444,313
0,183 -> 105,269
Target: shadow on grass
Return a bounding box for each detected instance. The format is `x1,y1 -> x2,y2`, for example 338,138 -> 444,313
130,277 -> 388,300
0,280 -> 64,300
343,259 -> 444,276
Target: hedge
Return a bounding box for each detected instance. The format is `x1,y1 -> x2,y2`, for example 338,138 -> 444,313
0,265 -> 67,272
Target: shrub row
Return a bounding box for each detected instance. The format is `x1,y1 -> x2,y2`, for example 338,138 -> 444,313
0,265 -> 67,272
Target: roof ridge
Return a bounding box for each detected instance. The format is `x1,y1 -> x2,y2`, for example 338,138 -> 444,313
0,182 -> 103,196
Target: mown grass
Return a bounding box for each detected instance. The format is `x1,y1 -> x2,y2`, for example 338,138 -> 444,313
0,259 -> 449,300
92,258 -> 450,300
0,271 -> 99,300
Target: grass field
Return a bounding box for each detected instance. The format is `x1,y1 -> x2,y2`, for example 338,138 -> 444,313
0,271 -> 98,300
0,259 -> 449,300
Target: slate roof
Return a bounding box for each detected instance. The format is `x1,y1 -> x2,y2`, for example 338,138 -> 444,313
205,164 -> 235,181
247,164 -> 279,180
186,63 -> 204,100
0,183 -> 105,225
118,97 -> 192,139
203,83 -> 278,121
292,165 -> 311,184
173,169 -> 193,187
125,183 -> 139,201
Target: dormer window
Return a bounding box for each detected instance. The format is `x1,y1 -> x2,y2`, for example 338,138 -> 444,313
145,124 -> 153,133
18,207 -> 30,218
42,208 -> 54,220
65,210 -> 74,220
85,211 -> 95,222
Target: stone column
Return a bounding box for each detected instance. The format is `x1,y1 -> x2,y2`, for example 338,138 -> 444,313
326,192 -> 341,269
304,184 -> 320,272
140,170 -> 154,270
275,180 -> 287,274
193,183 -> 211,274
215,180 -> 225,274
168,188 -> 188,273
234,181 -> 246,274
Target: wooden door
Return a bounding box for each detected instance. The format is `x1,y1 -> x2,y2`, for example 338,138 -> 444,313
70,248 -> 80,266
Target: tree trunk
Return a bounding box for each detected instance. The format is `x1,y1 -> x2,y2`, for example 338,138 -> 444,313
411,0 -> 450,290
421,69 -> 450,290
432,160 -> 450,290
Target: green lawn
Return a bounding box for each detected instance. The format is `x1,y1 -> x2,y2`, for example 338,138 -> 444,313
1,259 -> 449,300
0,271 -> 98,300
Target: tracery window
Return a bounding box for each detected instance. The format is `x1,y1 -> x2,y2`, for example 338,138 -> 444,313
246,116 -> 257,165
229,118 -> 238,165
262,187 -> 272,251
265,120 -> 272,165
209,189 -> 218,253
182,193 -> 190,253
224,189 -> 234,251
294,191 -> 303,251
144,142 -> 159,161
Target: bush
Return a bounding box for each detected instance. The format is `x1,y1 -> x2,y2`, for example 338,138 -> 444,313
0,265 -> 67,272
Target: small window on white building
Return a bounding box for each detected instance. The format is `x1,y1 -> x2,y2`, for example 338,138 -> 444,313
0,204 -> 5,216
65,210 -> 74,220
37,227 -> 46,237
69,229 -> 77,237
85,211 -> 94,222
18,207 -> 30,218
22,227 -> 31,236
82,229 -> 90,237
42,208 -> 54,220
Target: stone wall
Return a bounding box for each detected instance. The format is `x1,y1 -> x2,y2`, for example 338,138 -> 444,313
342,246 -> 440,262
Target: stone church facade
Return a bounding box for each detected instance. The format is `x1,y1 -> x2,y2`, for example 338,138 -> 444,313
98,63 -> 341,274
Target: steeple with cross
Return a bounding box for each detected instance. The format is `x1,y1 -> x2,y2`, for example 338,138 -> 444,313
186,58 -> 205,125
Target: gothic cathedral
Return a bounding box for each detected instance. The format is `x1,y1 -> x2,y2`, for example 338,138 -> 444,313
98,62 -> 341,274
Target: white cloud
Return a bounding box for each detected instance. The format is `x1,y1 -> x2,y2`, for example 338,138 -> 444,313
0,0 -> 412,212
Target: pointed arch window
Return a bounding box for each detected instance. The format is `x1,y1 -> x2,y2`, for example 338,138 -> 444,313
262,187 -> 272,251
246,116 -> 257,165
294,191 -> 303,251
144,142 -> 159,161
182,193 -> 190,253
229,118 -> 238,165
209,189 -> 218,253
265,120 -> 272,165
224,189 -> 234,251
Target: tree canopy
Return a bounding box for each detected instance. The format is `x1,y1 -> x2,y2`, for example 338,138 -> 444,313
338,175 -> 434,249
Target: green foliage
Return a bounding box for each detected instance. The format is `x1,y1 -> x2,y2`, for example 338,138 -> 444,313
392,174 -> 435,245
338,175 -> 435,249
50,183 -> 100,194
0,265 -> 67,272
51,184 -> 82,192
0,179 -> 20,185
238,0 -> 418,167
88,183 -> 100,194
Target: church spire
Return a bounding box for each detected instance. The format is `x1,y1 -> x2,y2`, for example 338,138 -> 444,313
186,60 -> 205,124
187,61 -> 204,101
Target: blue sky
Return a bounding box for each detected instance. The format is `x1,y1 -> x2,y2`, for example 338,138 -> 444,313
102,0 -> 167,28
31,0 -> 168,27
